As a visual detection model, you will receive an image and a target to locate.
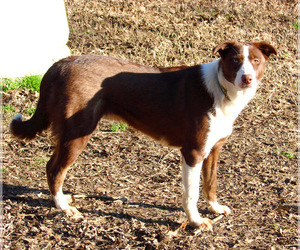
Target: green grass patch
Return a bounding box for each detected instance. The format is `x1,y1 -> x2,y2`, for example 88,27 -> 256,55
3,75 -> 43,92
25,107 -> 36,116
225,13 -> 233,21
293,20 -> 299,29
274,223 -> 280,230
110,122 -> 128,132
2,104 -> 15,113
276,149 -> 296,159
33,157 -> 50,167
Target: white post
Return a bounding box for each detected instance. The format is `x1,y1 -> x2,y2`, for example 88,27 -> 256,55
0,0 -> 71,78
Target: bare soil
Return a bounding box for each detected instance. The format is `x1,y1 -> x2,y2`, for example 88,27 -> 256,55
2,0 -> 298,249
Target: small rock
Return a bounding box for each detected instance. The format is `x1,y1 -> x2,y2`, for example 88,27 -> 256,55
113,199 -> 123,206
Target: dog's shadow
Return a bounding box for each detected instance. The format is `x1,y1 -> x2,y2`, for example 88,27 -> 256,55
3,183 -> 208,229
3,183 -> 52,207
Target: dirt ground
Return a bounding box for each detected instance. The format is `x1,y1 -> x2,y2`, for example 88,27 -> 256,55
2,0 -> 298,249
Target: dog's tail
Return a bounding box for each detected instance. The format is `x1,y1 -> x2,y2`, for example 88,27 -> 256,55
9,57 -> 74,140
9,72 -> 53,140
9,102 -> 50,140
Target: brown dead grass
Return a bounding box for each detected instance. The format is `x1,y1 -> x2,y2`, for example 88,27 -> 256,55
3,0 -> 298,249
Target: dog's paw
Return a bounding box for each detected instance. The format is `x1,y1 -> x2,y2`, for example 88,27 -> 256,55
63,206 -> 83,221
189,218 -> 213,231
208,202 -> 231,215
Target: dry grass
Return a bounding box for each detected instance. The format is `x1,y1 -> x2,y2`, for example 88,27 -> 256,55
3,0 -> 298,249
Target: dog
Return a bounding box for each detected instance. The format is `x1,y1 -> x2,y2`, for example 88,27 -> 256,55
10,40 -> 276,230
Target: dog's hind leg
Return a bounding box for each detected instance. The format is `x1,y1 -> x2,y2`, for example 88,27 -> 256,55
46,133 -> 93,219
202,138 -> 231,216
46,102 -> 104,219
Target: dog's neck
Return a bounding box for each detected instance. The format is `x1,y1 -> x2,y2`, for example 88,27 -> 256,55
216,76 -> 231,102
201,59 -> 257,119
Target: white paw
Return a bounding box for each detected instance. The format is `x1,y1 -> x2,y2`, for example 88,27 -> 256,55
53,190 -> 82,220
208,201 -> 231,215
63,206 -> 83,220
189,217 -> 213,231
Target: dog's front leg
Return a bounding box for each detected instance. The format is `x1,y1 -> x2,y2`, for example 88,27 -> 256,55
181,157 -> 212,230
202,139 -> 231,215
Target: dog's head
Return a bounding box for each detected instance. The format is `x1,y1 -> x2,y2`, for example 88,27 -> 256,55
213,40 -> 277,90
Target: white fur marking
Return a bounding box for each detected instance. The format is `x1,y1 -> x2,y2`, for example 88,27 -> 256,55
182,158 -> 203,225
53,188 -> 70,210
201,50 -> 259,157
13,113 -> 23,121
201,61 -> 242,157
9,113 -> 23,131
235,45 -> 257,88
204,110 -> 233,158
201,60 -> 222,102
208,201 -> 231,215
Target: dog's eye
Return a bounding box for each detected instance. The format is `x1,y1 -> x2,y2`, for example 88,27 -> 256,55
253,58 -> 260,64
233,58 -> 239,64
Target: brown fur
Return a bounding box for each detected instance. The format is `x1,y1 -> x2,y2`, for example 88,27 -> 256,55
11,55 -> 213,196
202,137 -> 227,202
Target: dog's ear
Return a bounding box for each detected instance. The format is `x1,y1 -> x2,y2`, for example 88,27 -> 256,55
252,42 -> 277,59
213,40 -> 238,56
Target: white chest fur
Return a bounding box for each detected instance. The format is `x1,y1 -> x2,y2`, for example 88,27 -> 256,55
200,60 -> 256,158
203,109 -> 234,158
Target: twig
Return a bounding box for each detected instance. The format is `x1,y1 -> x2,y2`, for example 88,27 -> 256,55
212,214 -> 224,224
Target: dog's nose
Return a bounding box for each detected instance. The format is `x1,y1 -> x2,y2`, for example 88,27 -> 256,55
241,74 -> 253,84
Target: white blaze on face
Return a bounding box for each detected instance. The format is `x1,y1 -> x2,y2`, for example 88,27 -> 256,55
234,45 -> 257,88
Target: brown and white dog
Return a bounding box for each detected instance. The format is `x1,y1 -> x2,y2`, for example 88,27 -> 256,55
10,41 -> 276,230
